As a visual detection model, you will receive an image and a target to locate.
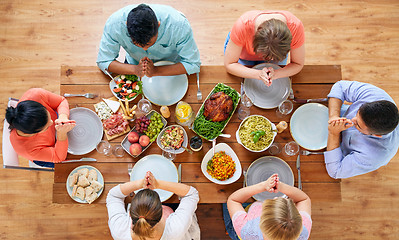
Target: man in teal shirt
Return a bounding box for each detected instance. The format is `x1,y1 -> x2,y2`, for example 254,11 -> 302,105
97,4 -> 201,77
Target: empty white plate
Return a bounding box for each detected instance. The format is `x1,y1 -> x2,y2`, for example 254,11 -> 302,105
290,103 -> 329,150
142,61 -> 188,106
67,107 -> 103,155
244,63 -> 291,109
130,154 -> 178,202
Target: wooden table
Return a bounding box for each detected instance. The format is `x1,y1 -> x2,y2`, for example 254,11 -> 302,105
53,65 -> 342,204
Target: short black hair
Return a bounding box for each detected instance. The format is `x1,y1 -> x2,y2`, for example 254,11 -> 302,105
127,4 -> 158,47
5,100 -> 49,134
359,100 -> 399,135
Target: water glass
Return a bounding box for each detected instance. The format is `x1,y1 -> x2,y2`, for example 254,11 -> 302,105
284,141 -> 300,156
112,144 -> 125,157
241,82 -> 253,108
238,104 -> 250,120
162,149 -> 176,161
268,142 -> 281,155
137,98 -> 152,114
96,140 -> 112,156
276,100 -> 293,118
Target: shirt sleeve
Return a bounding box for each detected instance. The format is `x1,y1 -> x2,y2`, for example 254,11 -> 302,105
289,19 -> 305,49
327,80 -> 387,103
231,211 -> 247,238
106,185 -> 132,240
163,186 -> 199,237
97,19 -> 123,73
230,15 -> 247,47
174,19 -> 201,75
324,147 -> 376,179
299,211 -> 312,240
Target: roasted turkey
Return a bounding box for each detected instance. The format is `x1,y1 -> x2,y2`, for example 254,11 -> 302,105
203,91 -> 234,122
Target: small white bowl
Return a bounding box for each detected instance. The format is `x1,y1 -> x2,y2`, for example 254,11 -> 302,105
236,115 -> 277,152
201,143 -> 242,185
156,125 -> 188,154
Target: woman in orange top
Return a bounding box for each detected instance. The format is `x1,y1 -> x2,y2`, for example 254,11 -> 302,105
224,10 -> 305,86
5,88 -> 75,167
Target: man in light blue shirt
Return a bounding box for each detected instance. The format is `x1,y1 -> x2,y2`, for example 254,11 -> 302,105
325,80 -> 399,179
97,4 -> 201,77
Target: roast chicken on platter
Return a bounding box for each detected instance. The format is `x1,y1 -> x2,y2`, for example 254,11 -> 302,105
203,91 -> 234,122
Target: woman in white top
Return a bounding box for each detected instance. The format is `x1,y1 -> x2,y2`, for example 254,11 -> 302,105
106,171 -> 200,240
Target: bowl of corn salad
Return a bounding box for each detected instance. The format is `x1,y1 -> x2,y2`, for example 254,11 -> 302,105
201,143 -> 241,185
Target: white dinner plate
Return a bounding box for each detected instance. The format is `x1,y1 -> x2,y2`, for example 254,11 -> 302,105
246,156 -> 294,201
67,107 -> 103,155
244,63 -> 291,109
130,154 -> 178,202
142,61 -> 188,106
157,125 -> 188,154
290,103 -> 329,150
66,165 -> 104,204
201,143 -> 241,185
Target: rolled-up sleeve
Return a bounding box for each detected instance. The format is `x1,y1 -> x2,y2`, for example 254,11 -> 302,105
327,80 -> 385,103
174,20 -> 201,75
97,22 -> 122,73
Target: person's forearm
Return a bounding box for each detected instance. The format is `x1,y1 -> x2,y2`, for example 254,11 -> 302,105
108,61 -> 139,75
225,63 -> 260,80
157,180 -> 190,197
328,97 -> 343,119
228,182 -> 265,203
119,180 -> 144,196
273,62 -> 303,80
153,63 -> 187,76
327,130 -> 341,151
278,182 -> 309,203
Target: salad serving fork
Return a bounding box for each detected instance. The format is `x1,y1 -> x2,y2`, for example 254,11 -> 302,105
64,93 -> 97,99
300,150 -> 324,155
196,73 -> 202,101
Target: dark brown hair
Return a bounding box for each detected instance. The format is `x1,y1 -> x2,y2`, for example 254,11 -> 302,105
260,198 -> 302,240
130,189 -> 162,240
253,19 -> 292,62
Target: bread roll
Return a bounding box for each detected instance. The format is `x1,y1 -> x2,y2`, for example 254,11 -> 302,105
69,173 -> 79,187
85,192 -> 98,204
90,180 -> 104,193
72,185 -> 78,197
77,176 -> 90,188
75,187 -> 85,201
87,169 -> 98,183
77,168 -> 89,178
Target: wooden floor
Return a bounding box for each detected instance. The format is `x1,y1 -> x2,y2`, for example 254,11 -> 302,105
1,0 -> 398,239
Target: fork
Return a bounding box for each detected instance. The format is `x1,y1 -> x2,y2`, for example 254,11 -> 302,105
196,73 -> 202,101
300,150 -> 324,155
64,93 -> 97,99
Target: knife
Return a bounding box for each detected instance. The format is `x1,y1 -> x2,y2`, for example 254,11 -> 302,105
296,155 -> 302,190
178,164 -> 182,200
62,158 -> 97,163
293,98 -> 328,104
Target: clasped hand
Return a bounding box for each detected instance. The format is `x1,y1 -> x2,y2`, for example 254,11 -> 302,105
328,117 -> 354,135
264,173 -> 280,193
136,57 -> 156,77
54,117 -> 76,134
142,171 -> 158,190
259,67 -> 275,87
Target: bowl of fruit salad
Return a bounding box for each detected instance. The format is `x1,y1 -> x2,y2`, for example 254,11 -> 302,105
109,74 -> 142,102
156,125 -> 188,154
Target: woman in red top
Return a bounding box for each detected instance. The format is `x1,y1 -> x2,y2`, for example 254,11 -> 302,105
5,88 -> 75,167
224,10 -> 305,86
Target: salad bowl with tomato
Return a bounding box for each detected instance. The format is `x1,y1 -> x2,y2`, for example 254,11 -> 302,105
109,74 -> 142,102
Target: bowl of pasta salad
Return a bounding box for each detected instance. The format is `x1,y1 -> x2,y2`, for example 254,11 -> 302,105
236,115 -> 277,152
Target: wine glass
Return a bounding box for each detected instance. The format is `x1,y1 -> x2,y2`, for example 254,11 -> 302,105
162,148 -> 176,161
112,144 -> 125,157
276,100 -> 293,118
284,141 -> 299,156
137,98 -> 152,114
238,82 -> 254,120
96,140 -> 112,156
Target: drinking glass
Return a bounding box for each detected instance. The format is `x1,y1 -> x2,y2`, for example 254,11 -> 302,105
112,144 -> 125,157
96,140 -> 112,156
162,148 -> 176,161
175,101 -> 194,127
284,141 -> 299,156
237,104 -> 250,120
276,100 -> 293,118
268,142 -> 281,155
238,82 -> 253,120
137,98 -> 152,114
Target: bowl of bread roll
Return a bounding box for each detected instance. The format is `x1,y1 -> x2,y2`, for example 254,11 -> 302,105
66,165 -> 104,204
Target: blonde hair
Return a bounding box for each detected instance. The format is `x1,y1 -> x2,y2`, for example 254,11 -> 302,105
130,189 -> 162,240
253,19 -> 292,62
260,198 -> 302,240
